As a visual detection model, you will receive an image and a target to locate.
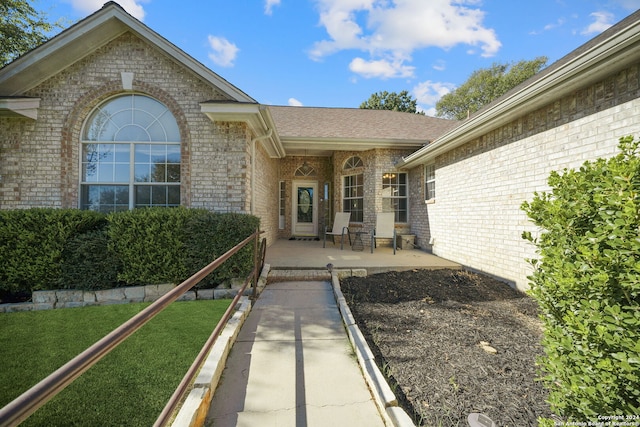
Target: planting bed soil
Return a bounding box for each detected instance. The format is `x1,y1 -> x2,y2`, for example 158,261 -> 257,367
341,268 -> 556,426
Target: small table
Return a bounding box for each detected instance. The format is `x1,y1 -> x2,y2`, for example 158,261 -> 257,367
351,231 -> 366,251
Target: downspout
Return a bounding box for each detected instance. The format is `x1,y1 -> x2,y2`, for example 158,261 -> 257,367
250,129 -> 273,215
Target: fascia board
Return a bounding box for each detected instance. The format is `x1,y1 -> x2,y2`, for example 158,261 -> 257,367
398,18 -> 640,170
282,137 -> 427,152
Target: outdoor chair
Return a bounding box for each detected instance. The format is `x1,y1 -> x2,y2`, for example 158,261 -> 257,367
371,212 -> 396,254
323,212 -> 351,250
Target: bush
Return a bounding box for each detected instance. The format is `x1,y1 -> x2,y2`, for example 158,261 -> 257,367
183,211 -> 260,288
0,209 -> 106,294
106,207 -> 201,285
522,135 -> 640,421
58,229 -> 120,290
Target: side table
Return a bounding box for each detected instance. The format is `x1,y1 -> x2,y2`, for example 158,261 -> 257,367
352,231 -> 366,251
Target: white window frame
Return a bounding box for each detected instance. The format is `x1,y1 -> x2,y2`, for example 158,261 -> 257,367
79,94 -> 181,212
343,173 -> 364,223
382,172 -> 408,223
425,163 -> 436,202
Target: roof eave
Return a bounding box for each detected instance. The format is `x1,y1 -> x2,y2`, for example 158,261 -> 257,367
0,97 -> 41,119
200,102 -> 285,158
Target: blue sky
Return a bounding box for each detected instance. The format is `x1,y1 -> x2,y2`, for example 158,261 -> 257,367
37,0 -> 640,115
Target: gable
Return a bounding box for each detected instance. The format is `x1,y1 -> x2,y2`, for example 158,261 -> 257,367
0,2 -> 253,103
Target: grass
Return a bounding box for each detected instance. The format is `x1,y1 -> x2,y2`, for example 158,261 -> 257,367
0,299 -> 231,426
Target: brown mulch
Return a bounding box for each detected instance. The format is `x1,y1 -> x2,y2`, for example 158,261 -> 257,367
340,268 -> 555,427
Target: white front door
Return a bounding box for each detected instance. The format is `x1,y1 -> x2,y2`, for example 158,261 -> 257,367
292,181 -> 318,236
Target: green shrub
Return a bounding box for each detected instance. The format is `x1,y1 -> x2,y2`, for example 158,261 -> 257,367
106,207 -> 199,285
0,209 -> 106,294
522,135 -> 640,421
183,211 -> 260,288
58,229 -> 120,290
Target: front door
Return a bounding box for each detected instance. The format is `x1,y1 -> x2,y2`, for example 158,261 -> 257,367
292,181 -> 318,236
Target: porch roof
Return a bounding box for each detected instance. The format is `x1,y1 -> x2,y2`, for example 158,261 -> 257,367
268,106 -> 459,156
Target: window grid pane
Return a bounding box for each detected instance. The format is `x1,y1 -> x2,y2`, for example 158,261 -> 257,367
81,95 -> 181,212
425,164 -> 436,200
382,172 -> 408,223
343,174 -> 364,222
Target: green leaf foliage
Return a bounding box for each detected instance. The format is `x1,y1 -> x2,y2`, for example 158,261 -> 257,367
436,57 -> 547,120
521,135 -> 640,420
0,209 -> 106,294
359,90 -> 424,114
0,0 -> 63,66
1,208 -> 260,296
183,211 -> 260,288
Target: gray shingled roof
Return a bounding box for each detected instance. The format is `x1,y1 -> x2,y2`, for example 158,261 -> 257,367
268,106 -> 458,142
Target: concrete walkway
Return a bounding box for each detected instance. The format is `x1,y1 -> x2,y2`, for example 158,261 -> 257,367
205,281 -> 387,427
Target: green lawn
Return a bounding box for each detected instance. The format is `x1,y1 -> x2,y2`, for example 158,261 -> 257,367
0,299 -> 231,426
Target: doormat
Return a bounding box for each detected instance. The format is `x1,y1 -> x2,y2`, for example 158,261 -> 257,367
289,237 -> 320,241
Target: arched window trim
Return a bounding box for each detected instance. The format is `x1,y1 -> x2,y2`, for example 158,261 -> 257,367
343,156 -> 363,170
79,94 -> 181,213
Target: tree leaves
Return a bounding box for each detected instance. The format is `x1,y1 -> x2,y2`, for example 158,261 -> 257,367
436,57 -> 548,120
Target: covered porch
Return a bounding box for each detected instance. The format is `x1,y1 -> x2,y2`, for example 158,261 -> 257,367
264,238 -> 459,274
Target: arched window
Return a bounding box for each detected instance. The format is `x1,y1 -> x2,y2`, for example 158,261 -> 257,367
80,94 -> 181,212
343,156 -> 363,170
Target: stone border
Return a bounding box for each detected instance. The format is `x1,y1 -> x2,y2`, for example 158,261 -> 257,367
169,264 -> 270,427
331,269 -> 416,427
0,283 -> 255,313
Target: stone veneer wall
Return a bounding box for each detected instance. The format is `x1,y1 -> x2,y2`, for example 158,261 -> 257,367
0,32 -> 248,212
410,64 -> 640,291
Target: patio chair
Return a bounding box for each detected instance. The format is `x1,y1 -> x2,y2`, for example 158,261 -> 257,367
323,212 -> 352,250
371,212 -> 396,254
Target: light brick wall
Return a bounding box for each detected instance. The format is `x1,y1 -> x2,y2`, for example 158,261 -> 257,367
0,33 -> 254,215
252,142 -> 279,244
409,65 -> 640,291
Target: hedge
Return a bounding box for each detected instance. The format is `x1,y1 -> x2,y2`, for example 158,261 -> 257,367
0,207 -> 260,296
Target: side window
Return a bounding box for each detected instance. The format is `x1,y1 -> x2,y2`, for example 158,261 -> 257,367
342,156 -> 364,222
80,94 -> 180,212
425,164 -> 435,202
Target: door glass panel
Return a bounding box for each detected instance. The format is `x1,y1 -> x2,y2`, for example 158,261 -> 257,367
297,187 -> 313,223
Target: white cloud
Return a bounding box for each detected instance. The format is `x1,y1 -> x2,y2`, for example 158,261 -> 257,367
412,80 -> 455,110
349,57 -> 415,79
207,36 -> 239,67
309,0 -> 501,79
67,0 -> 148,20
265,0 -> 281,15
288,98 -> 304,106
581,11 -> 615,35
432,60 -> 446,72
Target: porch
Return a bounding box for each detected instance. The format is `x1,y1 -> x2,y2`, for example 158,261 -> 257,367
264,238 -> 460,274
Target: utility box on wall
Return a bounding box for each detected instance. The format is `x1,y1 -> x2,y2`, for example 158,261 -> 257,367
397,234 -> 415,250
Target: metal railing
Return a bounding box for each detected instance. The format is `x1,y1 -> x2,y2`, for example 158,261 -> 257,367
0,230 -> 266,427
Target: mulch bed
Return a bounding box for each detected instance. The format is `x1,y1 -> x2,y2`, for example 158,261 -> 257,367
340,268 -> 555,426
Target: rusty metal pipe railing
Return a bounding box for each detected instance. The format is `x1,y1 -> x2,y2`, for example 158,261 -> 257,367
0,230 -> 262,427
154,235 -> 265,426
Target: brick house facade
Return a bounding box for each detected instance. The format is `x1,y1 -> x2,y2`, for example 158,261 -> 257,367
2,3 -> 640,291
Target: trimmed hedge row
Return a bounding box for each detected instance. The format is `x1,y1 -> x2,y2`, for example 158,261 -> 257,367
0,207 -> 260,296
